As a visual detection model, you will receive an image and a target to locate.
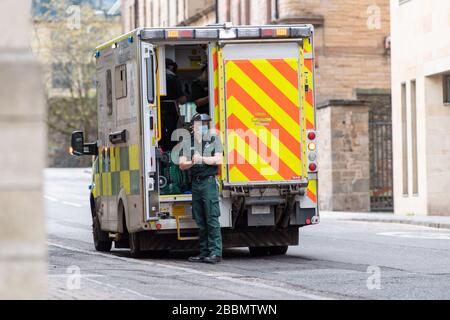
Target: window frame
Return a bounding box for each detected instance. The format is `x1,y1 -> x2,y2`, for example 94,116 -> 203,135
115,64 -> 128,100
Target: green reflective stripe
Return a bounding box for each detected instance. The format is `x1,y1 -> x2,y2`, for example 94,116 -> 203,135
93,144 -> 141,198
111,171 -> 120,196
130,170 -> 140,195
120,146 -> 129,171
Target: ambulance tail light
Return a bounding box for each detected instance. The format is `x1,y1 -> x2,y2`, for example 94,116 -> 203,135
307,130 -> 318,173
261,27 -> 290,38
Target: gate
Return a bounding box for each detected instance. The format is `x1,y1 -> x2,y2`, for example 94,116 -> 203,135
369,121 -> 393,211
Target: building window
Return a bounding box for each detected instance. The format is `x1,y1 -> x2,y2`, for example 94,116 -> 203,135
410,80 -> 418,195
115,65 -> 127,100
401,83 -> 409,196
444,75 -> 450,104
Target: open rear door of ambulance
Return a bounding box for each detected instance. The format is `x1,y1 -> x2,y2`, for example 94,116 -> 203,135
219,42 -> 305,186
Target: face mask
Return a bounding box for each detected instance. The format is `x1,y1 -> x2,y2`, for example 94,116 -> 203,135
196,125 -> 208,135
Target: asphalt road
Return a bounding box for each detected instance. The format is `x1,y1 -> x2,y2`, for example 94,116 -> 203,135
45,168 -> 450,300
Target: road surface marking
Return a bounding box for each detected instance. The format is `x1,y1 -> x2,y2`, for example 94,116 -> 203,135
48,274 -> 105,279
377,231 -> 450,240
83,277 -> 157,300
44,195 -> 59,202
61,201 -> 83,208
48,242 -> 333,300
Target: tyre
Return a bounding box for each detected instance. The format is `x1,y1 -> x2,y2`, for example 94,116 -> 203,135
249,246 -> 288,256
92,214 -> 112,252
129,232 -> 142,258
249,246 -> 271,256
269,245 -> 288,256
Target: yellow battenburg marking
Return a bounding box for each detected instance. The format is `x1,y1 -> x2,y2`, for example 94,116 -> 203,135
226,61 -> 301,140
129,144 -> 140,171
93,174 -> 100,198
250,59 -> 299,105
102,173 -> 108,197
227,96 -> 301,175
228,132 -> 284,181
120,171 -> 131,195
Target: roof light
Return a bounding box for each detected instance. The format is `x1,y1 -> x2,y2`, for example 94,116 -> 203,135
261,27 -> 290,38
195,28 -> 219,39
166,29 -> 194,39
128,36 -> 134,43
237,28 -> 260,38
291,26 -> 312,38
140,29 -> 165,40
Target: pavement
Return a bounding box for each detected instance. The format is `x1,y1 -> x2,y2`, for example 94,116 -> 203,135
320,211 -> 450,230
44,168 -> 450,300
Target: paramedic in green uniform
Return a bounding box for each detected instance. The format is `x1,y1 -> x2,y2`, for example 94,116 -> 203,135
179,113 -> 223,264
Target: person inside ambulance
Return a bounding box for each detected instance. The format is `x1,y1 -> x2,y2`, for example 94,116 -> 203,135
162,58 -> 187,104
190,63 -> 210,115
160,59 -> 187,151
179,113 -> 223,264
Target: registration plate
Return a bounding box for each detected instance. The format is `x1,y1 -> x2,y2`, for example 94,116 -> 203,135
251,205 -> 271,215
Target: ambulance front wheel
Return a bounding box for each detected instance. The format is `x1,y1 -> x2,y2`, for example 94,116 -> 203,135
93,214 -> 112,252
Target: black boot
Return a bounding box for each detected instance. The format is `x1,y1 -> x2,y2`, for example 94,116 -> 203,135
188,255 -> 206,263
203,255 -> 222,264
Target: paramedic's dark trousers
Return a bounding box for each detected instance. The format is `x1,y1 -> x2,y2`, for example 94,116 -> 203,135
192,176 -> 222,257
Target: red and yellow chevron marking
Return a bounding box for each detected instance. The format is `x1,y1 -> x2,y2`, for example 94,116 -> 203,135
225,58 -> 303,183
307,179 -> 318,204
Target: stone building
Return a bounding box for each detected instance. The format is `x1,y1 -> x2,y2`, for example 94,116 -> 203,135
122,0 -> 393,212
390,0 -> 450,216
122,0 -> 216,31
0,0 -> 47,299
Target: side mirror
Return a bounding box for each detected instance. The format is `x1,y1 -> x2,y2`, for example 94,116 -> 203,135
71,131 -> 85,156
70,131 -> 98,156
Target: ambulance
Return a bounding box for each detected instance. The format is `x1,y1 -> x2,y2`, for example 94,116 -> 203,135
71,23 -> 319,257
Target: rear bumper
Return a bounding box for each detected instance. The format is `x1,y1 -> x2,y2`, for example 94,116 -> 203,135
137,227 -> 300,251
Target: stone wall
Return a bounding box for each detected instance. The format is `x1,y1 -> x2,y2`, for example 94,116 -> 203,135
0,0 -> 47,299
317,101 -> 370,212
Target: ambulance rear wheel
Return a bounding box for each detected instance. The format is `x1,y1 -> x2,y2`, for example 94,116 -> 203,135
269,245 -> 288,256
129,232 -> 142,258
93,214 -> 112,252
249,246 -> 288,256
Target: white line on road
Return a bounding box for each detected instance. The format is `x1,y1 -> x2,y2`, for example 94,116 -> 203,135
47,242 -> 333,300
61,201 -> 83,208
83,277 -> 157,300
44,195 -> 59,202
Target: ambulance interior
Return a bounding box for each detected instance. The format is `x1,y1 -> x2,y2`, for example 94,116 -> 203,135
158,44 -> 210,196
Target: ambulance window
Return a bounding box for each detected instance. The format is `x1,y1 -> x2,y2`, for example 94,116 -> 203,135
106,69 -> 113,115
146,57 -> 155,104
115,64 -> 127,99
